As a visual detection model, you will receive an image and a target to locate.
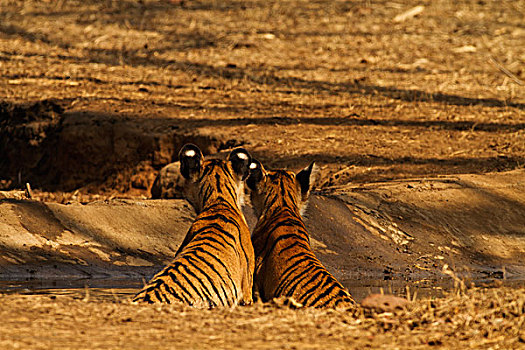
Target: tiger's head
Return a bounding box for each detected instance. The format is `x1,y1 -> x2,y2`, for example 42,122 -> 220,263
246,160 -> 318,218
179,144 -> 252,213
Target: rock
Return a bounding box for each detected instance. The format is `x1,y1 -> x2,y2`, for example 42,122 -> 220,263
150,162 -> 185,199
360,294 -> 410,312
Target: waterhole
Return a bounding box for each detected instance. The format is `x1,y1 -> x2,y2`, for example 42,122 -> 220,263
1,277 -> 523,303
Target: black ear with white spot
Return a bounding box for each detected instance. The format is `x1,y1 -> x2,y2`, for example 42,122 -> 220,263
296,162 -> 318,201
228,148 -> 252,180
246,159 -> 264,191
179,144 -> 203,180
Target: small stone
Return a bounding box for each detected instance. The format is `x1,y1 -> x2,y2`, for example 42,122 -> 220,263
360,294 -> 410,312
150,162 -> 185,199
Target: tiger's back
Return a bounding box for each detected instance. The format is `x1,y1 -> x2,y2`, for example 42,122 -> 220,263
248,162 -> 356,309
133,145 -> 254,307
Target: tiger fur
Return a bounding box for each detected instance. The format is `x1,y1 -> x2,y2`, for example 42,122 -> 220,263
132,144 -> 255,308
247,160 -> 356,309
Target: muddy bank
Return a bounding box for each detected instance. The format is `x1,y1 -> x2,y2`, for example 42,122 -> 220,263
0,198 -> 194,279
309,169 -> 525,286
0,170 -> 523,295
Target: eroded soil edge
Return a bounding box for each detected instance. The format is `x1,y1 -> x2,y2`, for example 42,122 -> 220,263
1,170 -> 523,297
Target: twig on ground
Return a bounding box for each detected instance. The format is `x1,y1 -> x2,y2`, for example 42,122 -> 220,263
393,6 -> 425,23
488,55 -> 524,86
25,183 -> 33,199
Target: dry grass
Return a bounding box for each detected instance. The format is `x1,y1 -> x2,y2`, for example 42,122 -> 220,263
0,285 -> 523,349
1,0 -> 524,195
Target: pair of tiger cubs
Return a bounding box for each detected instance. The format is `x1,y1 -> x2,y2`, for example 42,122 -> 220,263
132,144 -> 355,309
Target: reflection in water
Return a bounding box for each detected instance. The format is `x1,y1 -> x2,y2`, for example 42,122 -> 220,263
0,279 -> 143,302
344,277 -> 525,302
1,277 -> 523,303
342,278 -> 449,302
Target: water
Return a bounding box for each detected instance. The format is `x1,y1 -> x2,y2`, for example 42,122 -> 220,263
1,277 -> 523,303
0,278 -> 143,302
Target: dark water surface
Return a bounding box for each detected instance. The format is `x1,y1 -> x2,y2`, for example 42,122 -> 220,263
1,277 -> 523,303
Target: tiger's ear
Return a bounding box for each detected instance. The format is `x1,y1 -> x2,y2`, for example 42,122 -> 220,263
179,144 -> 203,180
246,159 -> 265,191
296,162 -> 318,201
228,148 -> 252,180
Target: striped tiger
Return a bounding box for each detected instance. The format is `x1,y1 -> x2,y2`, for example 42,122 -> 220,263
247,160 -> 356,309
133,144 -> 255,308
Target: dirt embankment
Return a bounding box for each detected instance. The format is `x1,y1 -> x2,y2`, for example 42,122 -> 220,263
1,169 -> 524,299
0,99 -> 239,198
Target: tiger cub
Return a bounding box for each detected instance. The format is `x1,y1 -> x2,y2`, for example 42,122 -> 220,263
247,160 -> 356,309
133,144 -> 255,308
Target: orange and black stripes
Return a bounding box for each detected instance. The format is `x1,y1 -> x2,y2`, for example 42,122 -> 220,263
248,162 -> 356,309
133,145 -> 254,307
